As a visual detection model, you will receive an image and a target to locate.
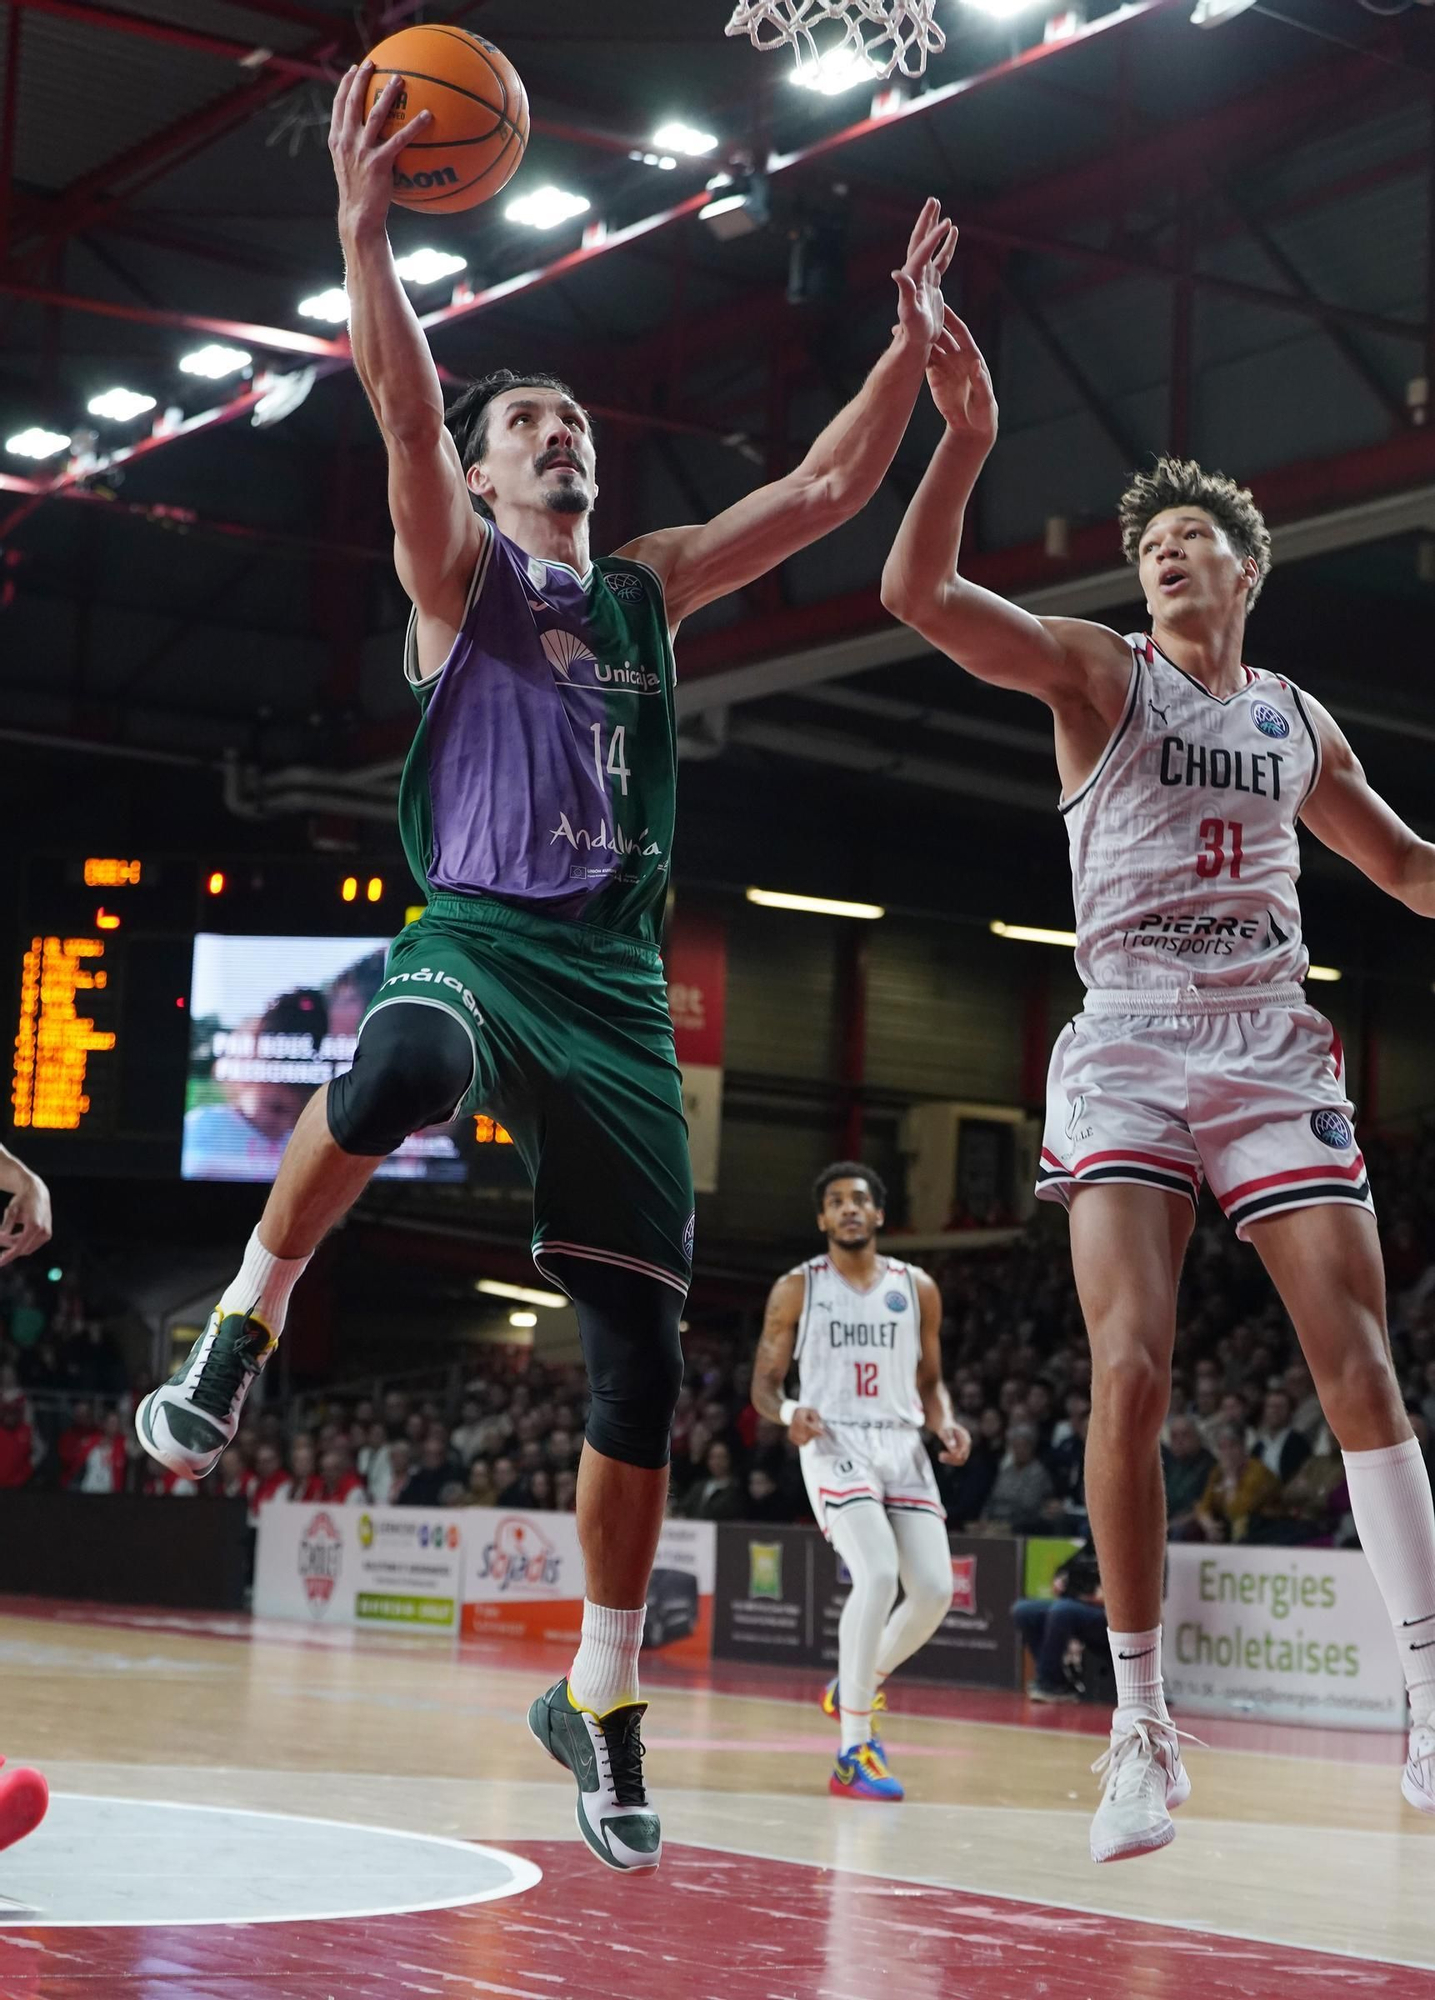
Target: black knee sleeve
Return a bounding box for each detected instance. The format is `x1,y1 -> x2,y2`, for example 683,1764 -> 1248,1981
326,1002 -> 474,1156
569,1262 -> 685,1470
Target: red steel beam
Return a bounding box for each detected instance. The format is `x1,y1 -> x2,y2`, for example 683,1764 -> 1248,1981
0,276 -> 346,358
4,0 -> 331,78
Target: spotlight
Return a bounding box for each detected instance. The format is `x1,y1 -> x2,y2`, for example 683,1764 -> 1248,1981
5,427 -> 69,460
87,388 -> 156,423
297,287 -> 349,323
505,187 -> 590,230
179,344 -> 251,380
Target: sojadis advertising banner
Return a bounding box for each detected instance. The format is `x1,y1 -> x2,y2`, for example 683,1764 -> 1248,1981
1163,1543 -> 1406,1729
254,1500 -> 464,1633
715,1524 -> 1023,1690
459,1508 -> 715,1661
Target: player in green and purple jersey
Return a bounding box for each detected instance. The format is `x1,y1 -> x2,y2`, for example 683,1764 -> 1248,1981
137,60 -> 955,1873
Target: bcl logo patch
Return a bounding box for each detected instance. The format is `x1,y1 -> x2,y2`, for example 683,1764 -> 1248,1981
1311,1108 -> 1354,1149
1252,702 -> 1290,739
606,570 -> 644,601
683,1212 -> 696,1264
885,1291 -> 908,1313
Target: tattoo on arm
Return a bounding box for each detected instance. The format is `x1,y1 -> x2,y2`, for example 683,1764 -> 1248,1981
752,1279 -> 800,1421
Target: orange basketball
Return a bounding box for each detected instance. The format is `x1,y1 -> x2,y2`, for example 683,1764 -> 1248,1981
362,26 -> 529,215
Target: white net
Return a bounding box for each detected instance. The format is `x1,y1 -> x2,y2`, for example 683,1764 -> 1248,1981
725,0 -> 945,80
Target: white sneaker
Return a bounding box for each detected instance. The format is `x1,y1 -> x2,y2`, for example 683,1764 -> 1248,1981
1401,1724 -> 1435,1813
135,1307 -> 276,1478
1089,1712 -> 1192,1864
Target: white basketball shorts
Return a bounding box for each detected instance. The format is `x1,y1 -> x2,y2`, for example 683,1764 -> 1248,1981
800,1421 -> 945,1540
1035,992 -> 1373,1241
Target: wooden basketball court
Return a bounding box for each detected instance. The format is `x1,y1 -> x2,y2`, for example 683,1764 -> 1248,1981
0,1595 -> 1430,1996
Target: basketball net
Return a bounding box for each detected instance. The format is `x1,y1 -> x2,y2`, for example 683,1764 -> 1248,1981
725,0 -> 945,80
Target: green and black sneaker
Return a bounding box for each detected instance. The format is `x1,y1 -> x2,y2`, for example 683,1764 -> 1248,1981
135,1305 -> 276,1479
528,1678 -> 661,1873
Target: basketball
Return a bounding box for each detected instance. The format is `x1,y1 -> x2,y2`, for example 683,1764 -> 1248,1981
362,26 -> 529,215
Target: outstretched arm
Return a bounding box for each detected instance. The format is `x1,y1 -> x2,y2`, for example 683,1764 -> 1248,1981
1300,695 -> 1435,915
880,309 -> 1127,712
331,63 -> 485,651
0,1145 -> 51,1269
622,200 -> 955,626
752,1273 -> 824,1444
915,1272 -> 969,1465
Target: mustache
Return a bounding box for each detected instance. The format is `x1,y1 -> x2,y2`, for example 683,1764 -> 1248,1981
536,446 -> 583,477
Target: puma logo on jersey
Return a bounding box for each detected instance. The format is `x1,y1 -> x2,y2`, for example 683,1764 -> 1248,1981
1148,701 -> 1169,726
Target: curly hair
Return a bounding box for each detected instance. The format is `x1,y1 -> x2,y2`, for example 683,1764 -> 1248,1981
1118,457 -> 1272,609
811,1160 -> 887,1214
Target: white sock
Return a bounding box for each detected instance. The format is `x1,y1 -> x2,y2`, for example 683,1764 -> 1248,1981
568,1601 -> 645,1714
1108,1626 -> 1169,1722
217,1229 -> 310,1340
1342,1437 -> 1435,1730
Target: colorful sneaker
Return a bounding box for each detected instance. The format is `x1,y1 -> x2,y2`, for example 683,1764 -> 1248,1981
1089,1713 -> 1193,1863
829,1740 -> 904,1801
1401,1724 -> 1435,1814
135,1307 -> 276,1479
821,1676 -> 887,1753
0,1760 -> 47,1854
528,1678 -> 661,1873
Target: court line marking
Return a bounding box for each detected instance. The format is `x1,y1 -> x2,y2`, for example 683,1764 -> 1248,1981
0,1795 -> 541,1930
654,1814 -> 1435,1976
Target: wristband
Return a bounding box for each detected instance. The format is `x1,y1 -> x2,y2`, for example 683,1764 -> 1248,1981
779,1399 -> 799,1427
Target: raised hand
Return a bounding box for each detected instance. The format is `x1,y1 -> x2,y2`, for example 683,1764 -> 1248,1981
927,306 -> 998,450
0,1171 -> 51,1270
892,197 -> 958,353
329,61 -> 433,239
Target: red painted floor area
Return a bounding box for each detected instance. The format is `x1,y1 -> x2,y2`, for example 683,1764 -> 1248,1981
0,1841 -> 1424,2000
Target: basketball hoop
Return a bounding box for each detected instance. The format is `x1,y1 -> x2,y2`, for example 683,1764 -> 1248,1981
725,1 -> 945,81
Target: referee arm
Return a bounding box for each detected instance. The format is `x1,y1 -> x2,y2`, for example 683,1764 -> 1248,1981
753,1273 -> 823,1444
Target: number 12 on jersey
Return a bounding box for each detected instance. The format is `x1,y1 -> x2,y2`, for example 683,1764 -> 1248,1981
853,1361 -> 879,1398
590,723 -> 630,797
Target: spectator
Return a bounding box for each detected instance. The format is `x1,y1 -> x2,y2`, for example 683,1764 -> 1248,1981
78,1408 -> 129,1494
1190,1372 -> 1224,1453
288,1436 -> 321,1502
528,1468 -> 555,1510
0,1392 -> 34,1488
1284,1359 -> 1325,1444
57,1399 -> 101,1489
942,1406 -> 1005,1528
460,1458 -> 497,1507
1250,1449 -> 1348,1546
1252,1389 -> 1311,1483
684,1441 -> 745,1523
317,1444 -> 366,1506
1163,1414 -> 1215,1538
216,1448 -> 256,1506
450,1397 -> 487,1466
1194,1421 -> 1281,1543
745,1467 -> 789,1523
554,1468 -> 578,1512
980,1424 -> 1053,1533
401,1434 -> 457,1507
372,1438 -> 412,1506
356,1420 -> 386,1485
1012,1540 -> 1106,1702
493,1454 -> 526,1505
250,1442 -> 292,1519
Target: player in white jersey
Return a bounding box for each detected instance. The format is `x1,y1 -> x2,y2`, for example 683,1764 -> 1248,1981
753,1162 -> 970,1800
882,308 -> 1435,1863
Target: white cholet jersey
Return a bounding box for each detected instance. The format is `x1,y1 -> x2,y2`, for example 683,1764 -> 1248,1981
793,1255 -> 924,1428
1063,635 -> 1321,995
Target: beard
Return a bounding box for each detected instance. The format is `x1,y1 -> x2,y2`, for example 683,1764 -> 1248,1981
543,482 -> 591,516
828,1226 -> 874,1252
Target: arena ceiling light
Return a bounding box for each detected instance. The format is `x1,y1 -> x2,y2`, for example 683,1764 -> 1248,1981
989,920 -> 1079,947
297,287 -> 350,323
653,120 -> 718,156
789,46 -> 881,93
5,426 -> 69,459
508,1311 -> 539,1328
393,247 -> 468,286
475,1279 -> 568,1309
87,388 -> 155,423
746,888 -> 885,919
178,343 -> 252,381
504,186 -> 590,230
1307,965 -> 1342,983
1190,0 -> 1259,24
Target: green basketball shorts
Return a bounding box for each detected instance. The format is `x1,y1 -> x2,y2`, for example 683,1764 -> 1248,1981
367,895 -> 694,1298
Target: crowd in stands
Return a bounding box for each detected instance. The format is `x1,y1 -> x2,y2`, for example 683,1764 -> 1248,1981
3,1119 -> 1434,1550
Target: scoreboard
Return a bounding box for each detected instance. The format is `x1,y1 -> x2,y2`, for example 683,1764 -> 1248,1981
12,932 -> 118,1132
